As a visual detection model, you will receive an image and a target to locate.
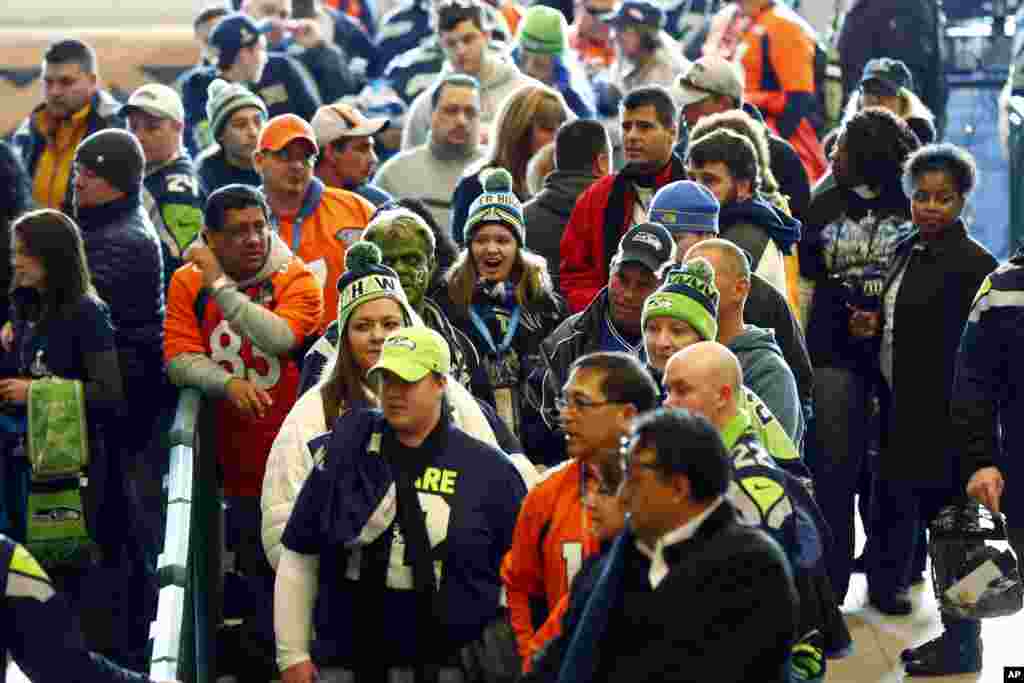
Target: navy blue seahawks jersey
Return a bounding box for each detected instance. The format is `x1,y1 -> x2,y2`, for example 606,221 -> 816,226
143,156 -> 205,277
282,409 -> 526,666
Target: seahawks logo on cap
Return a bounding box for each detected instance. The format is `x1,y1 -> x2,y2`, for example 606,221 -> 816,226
385,335 -> 417,351
631,231 -> 663,250
240,28 -> 254,43
656,210 -> 678,224
645,295 -> 674,310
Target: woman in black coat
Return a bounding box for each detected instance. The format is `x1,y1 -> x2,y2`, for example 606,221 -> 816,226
850,145 -> 998,673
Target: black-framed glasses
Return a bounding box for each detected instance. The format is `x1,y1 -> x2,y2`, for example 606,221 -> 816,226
555,395 -> 624,412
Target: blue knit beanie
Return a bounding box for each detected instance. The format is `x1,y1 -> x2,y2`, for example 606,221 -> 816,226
648,180 -> 720,235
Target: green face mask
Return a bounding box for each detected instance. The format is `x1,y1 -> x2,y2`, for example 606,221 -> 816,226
371,233 -> 434,310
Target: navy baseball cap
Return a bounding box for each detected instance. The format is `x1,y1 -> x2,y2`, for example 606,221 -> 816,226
604,0 -> 665,30
860,58 -> 913,96
209,13 -> 271,70
615,222 -> 675,274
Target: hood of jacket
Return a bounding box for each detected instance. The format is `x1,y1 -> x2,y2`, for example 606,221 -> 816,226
481,54 -> 522,91
536,170 -> 601,217
720,195 -> 802,252
729,324 -> 785,361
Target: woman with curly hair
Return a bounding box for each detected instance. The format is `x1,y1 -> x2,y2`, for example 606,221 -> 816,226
449,84 -> 574,243
438,168 -> 566,442
799,107 -> 921,611
851,144 -> 997,674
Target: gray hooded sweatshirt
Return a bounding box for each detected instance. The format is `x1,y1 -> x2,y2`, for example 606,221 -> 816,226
167,232 -> 304,397
401,55 -> 539,150
729,324 -> 804,447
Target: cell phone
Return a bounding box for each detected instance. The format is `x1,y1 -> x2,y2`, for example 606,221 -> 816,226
292,0 -> 317,18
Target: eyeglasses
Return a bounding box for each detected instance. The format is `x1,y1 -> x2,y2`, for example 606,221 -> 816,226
555,395 -> 623,412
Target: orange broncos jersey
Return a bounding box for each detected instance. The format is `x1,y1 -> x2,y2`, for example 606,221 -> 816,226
164,259 -> 323,497
501,459 -> 601,662
276,186 -> 374,333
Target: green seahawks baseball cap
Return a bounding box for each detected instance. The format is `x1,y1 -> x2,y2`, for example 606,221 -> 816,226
368,327 -> 451,383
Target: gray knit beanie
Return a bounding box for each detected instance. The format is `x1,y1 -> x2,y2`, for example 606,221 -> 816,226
206,78 -> 268,142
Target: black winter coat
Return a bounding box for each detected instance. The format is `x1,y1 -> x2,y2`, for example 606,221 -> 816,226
75,194 -> 166,405
878,221 -> 997,485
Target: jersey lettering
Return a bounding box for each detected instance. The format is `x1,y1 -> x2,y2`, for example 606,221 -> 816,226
562,541 -> 583,591
387,493 -> 451,590
166,173 -> 199,197
209,319 -> 282,390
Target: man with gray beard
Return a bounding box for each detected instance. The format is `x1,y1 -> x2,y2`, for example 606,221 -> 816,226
373,74 -> 484,228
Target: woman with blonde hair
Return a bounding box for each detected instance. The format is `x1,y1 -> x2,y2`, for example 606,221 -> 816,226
438,168 -> 566,443
450,83 -> 573,243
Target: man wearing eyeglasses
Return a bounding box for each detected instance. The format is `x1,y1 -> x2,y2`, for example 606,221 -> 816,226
525,407 -> 799,683
254,114 -> 376,332
502,351 -> 659,667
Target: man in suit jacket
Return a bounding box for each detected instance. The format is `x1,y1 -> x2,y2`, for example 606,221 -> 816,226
526,407 -> 799,683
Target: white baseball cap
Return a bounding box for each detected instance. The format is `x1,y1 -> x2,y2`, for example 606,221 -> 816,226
311,103 -> 390,147
119,83 -> 185,124
674,57 -> 745,109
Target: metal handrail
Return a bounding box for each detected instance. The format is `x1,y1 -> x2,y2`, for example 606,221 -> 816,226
148,388 -> 206,683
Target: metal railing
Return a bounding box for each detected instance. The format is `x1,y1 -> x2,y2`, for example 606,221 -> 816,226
147,388 -> 213,683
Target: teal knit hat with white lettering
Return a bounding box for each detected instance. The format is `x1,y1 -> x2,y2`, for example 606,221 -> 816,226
336,242 -> 416,332
641,257 -> 719,341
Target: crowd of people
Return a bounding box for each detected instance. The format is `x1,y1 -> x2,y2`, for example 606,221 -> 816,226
0,0 -> 1018,682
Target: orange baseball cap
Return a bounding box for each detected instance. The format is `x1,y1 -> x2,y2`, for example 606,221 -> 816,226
258,114 -> 319,154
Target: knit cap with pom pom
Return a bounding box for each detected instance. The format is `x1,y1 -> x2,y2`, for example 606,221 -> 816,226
335,241 -> 416,331
463,167 -> 526,247
206,78 -> 268,143
641,256 -> 720,342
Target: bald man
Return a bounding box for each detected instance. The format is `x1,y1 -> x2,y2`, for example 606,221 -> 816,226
664,341 -> 850,670
686,239 -> 804,446
667,344 -> 843,675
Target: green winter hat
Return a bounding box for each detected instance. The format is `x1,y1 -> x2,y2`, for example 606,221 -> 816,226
206,78 -> 268,142
518,6 -> 568,56
642,257 -> 720,342
464,168 -> 526,246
